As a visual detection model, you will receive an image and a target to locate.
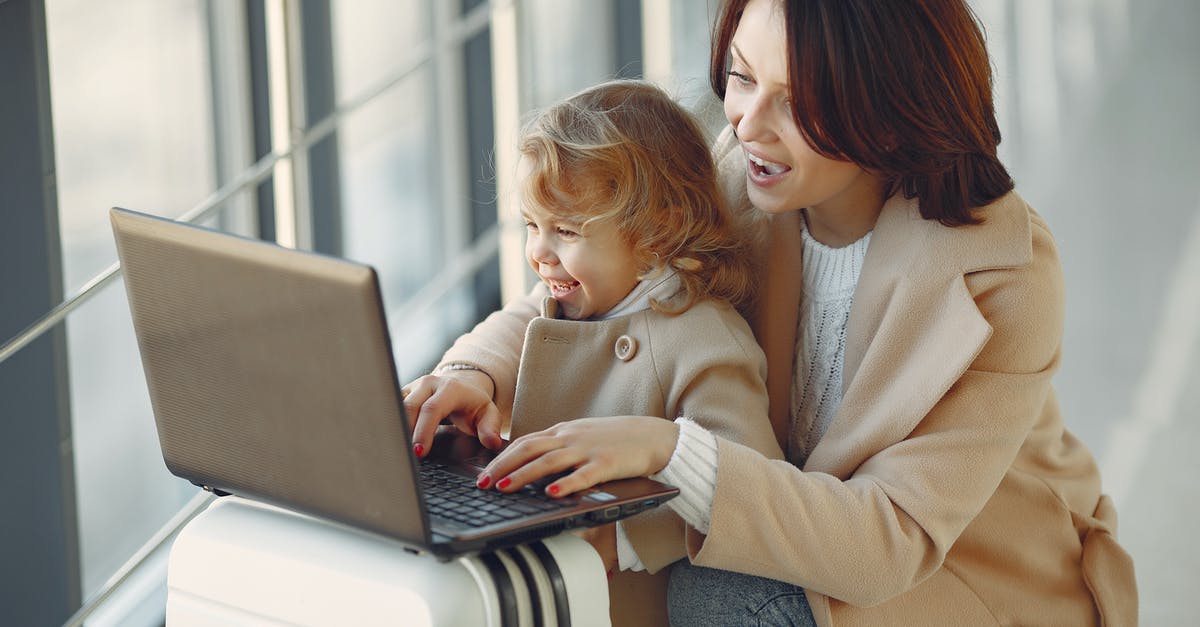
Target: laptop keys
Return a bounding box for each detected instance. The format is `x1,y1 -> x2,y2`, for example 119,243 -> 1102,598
419,461 -> 571,529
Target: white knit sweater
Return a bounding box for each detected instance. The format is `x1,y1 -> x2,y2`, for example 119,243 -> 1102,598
649,218 -> 871,551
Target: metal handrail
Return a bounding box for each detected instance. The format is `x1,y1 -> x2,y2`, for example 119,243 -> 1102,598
61,491 -> 215,627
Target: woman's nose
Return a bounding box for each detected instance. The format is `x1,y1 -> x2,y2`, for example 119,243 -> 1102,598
732,93 -> 774,143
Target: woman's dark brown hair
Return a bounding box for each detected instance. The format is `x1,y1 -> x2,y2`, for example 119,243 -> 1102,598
710,0 -> 1013,225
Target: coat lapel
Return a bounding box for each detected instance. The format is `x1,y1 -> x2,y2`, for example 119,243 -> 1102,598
802,193 -> 1034,476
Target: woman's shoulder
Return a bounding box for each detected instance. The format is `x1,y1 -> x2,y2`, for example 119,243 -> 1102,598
964,190 -> 1059,276
960,192 -> 1065,369
886,190 -> 1054,275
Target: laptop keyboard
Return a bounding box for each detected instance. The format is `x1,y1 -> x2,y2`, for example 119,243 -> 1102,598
419,461 -> 573,529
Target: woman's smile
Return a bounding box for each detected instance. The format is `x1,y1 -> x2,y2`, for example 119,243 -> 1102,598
745,147 -> 791,185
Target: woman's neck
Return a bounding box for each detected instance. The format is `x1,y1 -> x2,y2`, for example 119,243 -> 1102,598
802,177 -> 888,248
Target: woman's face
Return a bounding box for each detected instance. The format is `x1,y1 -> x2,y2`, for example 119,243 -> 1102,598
723,0 -> 879,219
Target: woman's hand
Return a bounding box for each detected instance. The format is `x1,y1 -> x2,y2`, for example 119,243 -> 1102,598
477,416 -> 679,496
402,370 -> 503,457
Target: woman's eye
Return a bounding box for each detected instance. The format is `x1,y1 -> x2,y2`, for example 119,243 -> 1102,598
727,70 -> 752,86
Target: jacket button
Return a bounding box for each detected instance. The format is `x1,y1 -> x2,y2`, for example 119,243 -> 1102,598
614,335 -> 637,361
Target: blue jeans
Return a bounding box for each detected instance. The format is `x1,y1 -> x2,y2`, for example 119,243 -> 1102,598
667,561 -> 816,627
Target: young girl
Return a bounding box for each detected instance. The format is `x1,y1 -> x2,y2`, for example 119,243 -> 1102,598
402,79 -> 782,625
430,1 -> 1139,625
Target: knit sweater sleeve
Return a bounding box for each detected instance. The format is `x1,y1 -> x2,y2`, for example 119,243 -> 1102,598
652,417 -> 720,534
614,417 -> 720,571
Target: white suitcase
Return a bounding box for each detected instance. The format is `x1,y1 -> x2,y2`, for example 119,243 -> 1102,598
166,496 -> 611,626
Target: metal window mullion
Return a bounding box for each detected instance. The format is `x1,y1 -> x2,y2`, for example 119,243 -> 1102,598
264,0 -> 307,249
297,0 -> 341,256
207,0 -> 259,237
489,0 -> 527,304
641,0 -> 673,88
433,1 -> 470,264
0,0 -> 80,623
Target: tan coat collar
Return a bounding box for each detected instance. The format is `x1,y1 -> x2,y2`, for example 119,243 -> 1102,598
754,192 -> 1034,472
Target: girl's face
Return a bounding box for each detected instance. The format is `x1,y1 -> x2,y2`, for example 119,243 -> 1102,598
723,0 -> 881,220
518,160 -> 641,320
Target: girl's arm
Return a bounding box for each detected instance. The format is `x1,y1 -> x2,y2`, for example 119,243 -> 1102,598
404,285 -> 544,454
436,284 -> 545,415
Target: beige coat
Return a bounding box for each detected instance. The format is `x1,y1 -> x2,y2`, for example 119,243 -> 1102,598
676,127 -> 1137,626
441,293 -> 783,624
441,125 -> 1138,625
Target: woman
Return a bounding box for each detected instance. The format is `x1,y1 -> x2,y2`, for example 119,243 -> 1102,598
415,0 -> 1138,624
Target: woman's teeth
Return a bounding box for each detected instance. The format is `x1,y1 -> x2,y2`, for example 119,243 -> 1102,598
748,152 -> 787,176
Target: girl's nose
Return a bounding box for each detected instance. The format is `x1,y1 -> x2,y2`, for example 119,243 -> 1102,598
528,235 -> 557,265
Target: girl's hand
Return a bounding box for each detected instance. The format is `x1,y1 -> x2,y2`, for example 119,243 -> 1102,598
478,416 -> 679,496
402,370 -> 503,457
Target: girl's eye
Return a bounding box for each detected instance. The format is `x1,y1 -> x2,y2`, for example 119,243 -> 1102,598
524,220 -> 538,231
556,227 -> 579,239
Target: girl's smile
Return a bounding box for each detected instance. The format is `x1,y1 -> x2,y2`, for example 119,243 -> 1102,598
543,278 -> 580,299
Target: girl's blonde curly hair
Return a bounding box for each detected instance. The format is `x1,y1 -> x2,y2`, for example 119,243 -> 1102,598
518,79 -> 756,316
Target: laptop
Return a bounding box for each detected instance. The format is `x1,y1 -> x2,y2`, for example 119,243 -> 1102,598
109,207 -> 678,559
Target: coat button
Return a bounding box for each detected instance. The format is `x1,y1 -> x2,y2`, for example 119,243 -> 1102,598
614,335 -> 637,361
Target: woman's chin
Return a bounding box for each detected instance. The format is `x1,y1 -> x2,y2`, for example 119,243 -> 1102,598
746,184 -> 800,216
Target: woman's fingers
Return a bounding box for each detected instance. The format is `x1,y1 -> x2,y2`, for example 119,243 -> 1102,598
539,460 -> 610,498
480,416 -> 679,496
481,433 -> 578,491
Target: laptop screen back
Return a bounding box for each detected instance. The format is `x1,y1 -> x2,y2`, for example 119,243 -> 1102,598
111,207 -> 430,546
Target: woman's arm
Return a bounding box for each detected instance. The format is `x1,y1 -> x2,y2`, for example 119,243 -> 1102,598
687,219 -> 1066,605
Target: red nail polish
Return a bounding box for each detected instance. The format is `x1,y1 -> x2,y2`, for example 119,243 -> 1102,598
497,477 -> 512,490
413,443 -> 424,458
547,484 -> 560,497
476,474 -> 491,489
